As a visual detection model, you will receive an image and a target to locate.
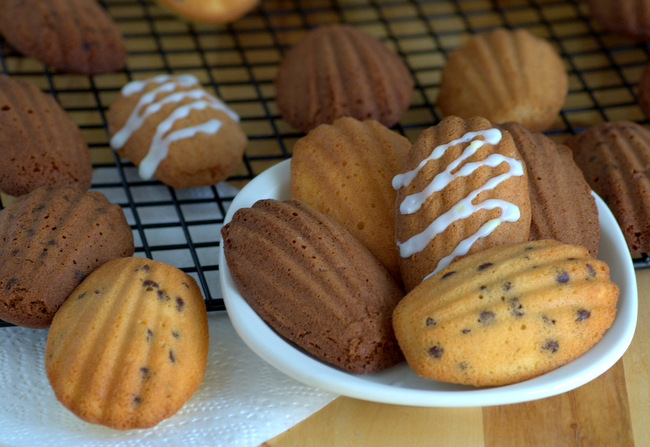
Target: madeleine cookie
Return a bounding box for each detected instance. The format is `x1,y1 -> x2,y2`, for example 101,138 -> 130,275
154,0 -> 259,23
393,240 -> 618,387
437,28 -> 567,132
500,122 -> 599,257
276,24 -> 413,133
0,0 -> 126,74
290,117 -> 411,281
45,257 -> 209,430
222,199 -> 404,374
108,74 -> 247,188
565,121 -> 650,253
588,0 -> 650,41
394,116 -> 531,291
0,187 -> 134,328
0,75 -> 92,196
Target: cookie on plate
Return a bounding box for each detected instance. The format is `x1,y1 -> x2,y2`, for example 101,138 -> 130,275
290,117 -> 411,281
222,199 -> 404,374
565,121 -> 650,253
500,122 -> 599,257
393,240 -> 618,387
437,28 -> 567,132
108,74 -> 247,188
394,116 -> 531,291
0,75 -> 92,196
0,0 -> 126,74
46,257 -> 209,430
275,24 -> 413,133
0,187 -> 134,328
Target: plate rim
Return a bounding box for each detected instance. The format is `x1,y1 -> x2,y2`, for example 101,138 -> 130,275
219,158 -> 638,407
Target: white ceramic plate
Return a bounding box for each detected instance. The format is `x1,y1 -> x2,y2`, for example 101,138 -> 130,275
219,158 -> 638,407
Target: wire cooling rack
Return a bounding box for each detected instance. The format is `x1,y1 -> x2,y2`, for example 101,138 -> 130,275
0,0 -> 649,327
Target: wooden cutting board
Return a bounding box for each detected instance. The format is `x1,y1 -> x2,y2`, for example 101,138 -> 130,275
264,270 -> 649,446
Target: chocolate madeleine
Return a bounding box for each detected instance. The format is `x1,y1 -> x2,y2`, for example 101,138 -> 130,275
222,199 -> 404,374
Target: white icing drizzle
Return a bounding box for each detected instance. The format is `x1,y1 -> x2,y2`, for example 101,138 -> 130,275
109,75 -> 240,180
393,128 -> 525,278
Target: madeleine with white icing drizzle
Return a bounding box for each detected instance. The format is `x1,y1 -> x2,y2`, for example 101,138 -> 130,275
394,116 -> 531,291
107,74 -> 247,188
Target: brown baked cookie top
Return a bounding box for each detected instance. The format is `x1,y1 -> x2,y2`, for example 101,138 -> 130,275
0,186 -> 134,328
0,75 -> 92,196
587,0 -> 650,41
275,24 -> 413,134
0,0 -> 126,74
565,121 -> 650,253
500,122 -> 599,257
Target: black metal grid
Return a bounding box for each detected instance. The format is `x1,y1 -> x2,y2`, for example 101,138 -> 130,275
0,0 -> 649,328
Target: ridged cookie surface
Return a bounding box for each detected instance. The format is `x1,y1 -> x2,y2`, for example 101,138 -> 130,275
0,75 -> 92,196
500,122 -> 599,256
393,240 -> 618,387
221,199 -> 404,374
394,116 -> 531,291
275,24 -> 413,133
437,28 -> 567,132
108,74 -> 247,188
290,117 -> 411,281
45,257 -> 209,430
565,121 -> 650,252
0,0 -> 126,74
0,187 -> 134,328
588,0 -> 650,41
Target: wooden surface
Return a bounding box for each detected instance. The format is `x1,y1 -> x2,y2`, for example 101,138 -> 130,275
266,270 -> 649,446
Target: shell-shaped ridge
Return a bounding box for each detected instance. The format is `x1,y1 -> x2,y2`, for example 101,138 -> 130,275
437,28 -> 567,132
276,24 -> 414,133
0,187 -> 134,328
222,199 -> 404,374
565,121 -> 650,252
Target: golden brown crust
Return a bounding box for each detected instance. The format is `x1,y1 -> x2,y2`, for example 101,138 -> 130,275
107,75 -> 247,188
0,75 -> 92,196
0,0 -> 126,74
45,257 -> 209,430
275,24 -> 413,133
0,187 -> 134,328
393,240 -> 618,387
500,122 -> 599,257
437,28 -> 567,132
154,0 -> 259,24
395,116 -> 531,292
290,117 -> 411,281
222,199 -> 404,374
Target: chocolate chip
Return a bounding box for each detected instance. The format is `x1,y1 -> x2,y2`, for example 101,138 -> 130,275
462,328 -> 471,334
478,311 -> 495,324
556,271 -> 570,283
575,309 -> 591,322
458,362 -> 468,370
176,297 -> 185,312
586,264 -> 596,278
143,280 -> 159,289
77,291 -> 86,300
479,285 -> 487,290
169,350 -> 176,363
142,265 -> 150,271
146,329 -> 153,342
477,263 -> 493,271
542,339 -> 559,353
542,315 -> 556,325
5,278 -> 18,290
503,282 -> 512,291
140,367 -> 150,380
182,282 -> 189,289
441,271 -> 456,279
133,395 -> 142,405
509,298 -> 524,318
171,330 -> 180,338
425,317 -> 436,327
428,344 -> 444,358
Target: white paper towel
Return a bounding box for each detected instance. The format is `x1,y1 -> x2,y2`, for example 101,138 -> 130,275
0,312 -> 338,447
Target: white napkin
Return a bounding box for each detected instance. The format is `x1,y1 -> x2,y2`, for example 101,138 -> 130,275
0,312 -> 337,446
